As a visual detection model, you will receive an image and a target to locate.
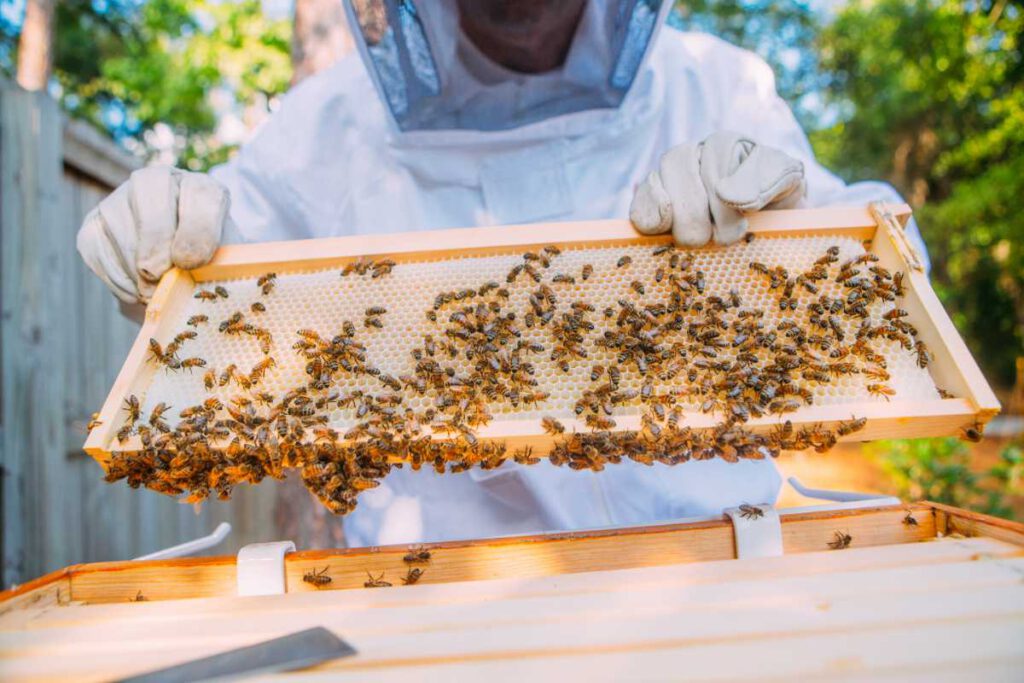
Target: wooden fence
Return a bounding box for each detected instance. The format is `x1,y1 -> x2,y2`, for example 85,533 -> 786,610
0,82 -> 284,588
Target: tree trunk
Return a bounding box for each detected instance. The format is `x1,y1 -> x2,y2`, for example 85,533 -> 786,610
16,0 -> 55,91
292,0 -> 354,85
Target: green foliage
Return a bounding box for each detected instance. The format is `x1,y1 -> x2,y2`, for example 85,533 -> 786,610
869,438 -> 1023,520
0,6 -> 19,77
812,0 -> 1024,387
674,1 -> 822,126
50,0 -> 290,169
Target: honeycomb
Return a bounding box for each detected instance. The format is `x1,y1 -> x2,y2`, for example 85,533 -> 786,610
136,234 -> 938,434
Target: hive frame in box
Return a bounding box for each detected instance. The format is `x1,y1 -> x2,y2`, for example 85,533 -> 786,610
2,502 -> 1022,682
83,203 -> 999,465
1,502 -> 1021,606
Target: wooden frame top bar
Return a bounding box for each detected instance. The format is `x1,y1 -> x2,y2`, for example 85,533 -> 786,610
1,501 -> 1021,611
191,204 -> 911,281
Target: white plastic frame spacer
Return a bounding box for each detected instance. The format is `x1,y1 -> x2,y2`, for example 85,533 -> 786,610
724,504 -> 784,560
133,522 -> 232,561
236,541 -> 296,596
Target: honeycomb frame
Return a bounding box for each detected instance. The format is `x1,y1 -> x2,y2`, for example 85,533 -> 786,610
84,204 -> 999,465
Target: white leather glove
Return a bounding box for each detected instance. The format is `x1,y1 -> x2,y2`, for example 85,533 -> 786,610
630,131 -> 806,246
77,166 -> 230,304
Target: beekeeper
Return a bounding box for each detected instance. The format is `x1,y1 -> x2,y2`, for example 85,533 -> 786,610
77,0 -> 926,546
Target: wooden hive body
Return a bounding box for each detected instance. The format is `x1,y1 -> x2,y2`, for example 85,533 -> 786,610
1,503 -> 1022,681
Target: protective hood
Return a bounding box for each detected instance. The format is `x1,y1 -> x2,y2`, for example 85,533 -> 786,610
342,0 -> 672,133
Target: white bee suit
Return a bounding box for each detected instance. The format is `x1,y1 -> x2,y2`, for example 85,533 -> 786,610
61,0 -> 888,544
206,17 -> 923,545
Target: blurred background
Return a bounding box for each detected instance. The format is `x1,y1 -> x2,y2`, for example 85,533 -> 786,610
1,0 -> 1021,588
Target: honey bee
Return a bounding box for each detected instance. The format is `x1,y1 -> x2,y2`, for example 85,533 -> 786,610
768,399 -> 800,415
836,416 -> 867,437
194,290 -> 218,301
827,531 -> 852,550
257,331 -> 273,355
863,366 -> 890,381
251,302 -> 266,314
738,503 -> 764,520
313,426 -> 339,443
744,232 -> 755,244
203,369 -> 216,390
694,270 -> 706,294
123,395 -> 141,424
364,571 -> 392,588
403,547 -> 431,564
543,245 -> 561,256
585,414 -> 616,430
257,272 -> 277,295
903,512 -> 918,527
914,340 -> 930,368
148,338 -> 165,363
365,306 -> 387,316
149,402 -> 171,428
187,314 -> 208,327
214,285 -> 229,299
960,421 -> 984,443
116,424 -> 134,443
542,416 -> 565,435
552,273 -> 576,284
219,312 -> 244,333
631,281 -> 645,295
581,264 -> 593,281
87,412 -> 103,431
401,568 -> 424,585
180,357 -> 207,371
250,357 -> 276,381
219,364 -> 236,387
174,330 -> 198,346
866,384 -> 895,401
302,566 -> 332,587
617,255 -> 632,268
131,590 -> 148,602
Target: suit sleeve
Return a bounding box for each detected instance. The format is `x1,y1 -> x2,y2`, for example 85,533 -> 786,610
209,146 -> 295,246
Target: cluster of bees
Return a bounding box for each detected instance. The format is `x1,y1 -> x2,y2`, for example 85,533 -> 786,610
99,235 -> 964,515
301,546 -> 430,590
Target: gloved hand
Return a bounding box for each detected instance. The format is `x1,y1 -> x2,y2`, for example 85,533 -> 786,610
77,167 -> 230,304
630,131 -> 806,246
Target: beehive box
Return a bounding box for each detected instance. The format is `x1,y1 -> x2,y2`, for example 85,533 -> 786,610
2,503 -> 1022,681
83,204 -> 998,510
